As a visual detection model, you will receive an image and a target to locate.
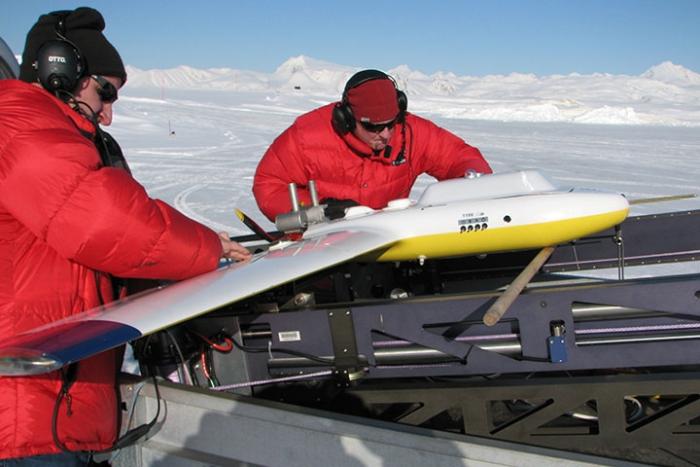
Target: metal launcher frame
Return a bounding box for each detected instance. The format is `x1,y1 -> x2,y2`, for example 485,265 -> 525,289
139,209 -> 700,464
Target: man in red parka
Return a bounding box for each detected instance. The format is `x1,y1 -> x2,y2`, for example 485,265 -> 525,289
253,69 -> 492,221
0,8 -> 250,465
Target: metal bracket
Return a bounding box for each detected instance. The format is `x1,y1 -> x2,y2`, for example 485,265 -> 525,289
327,308 -> 364,384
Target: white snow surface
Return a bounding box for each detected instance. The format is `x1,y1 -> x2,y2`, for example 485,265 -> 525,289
112,56 -> 700,245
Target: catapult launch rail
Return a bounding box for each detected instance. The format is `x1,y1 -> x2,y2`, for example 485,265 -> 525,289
119,209 -> 700,466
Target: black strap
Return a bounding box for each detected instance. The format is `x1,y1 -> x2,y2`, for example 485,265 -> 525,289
51,361 -> 162,455
52,363 -> 80,452
95,129 -> 132,173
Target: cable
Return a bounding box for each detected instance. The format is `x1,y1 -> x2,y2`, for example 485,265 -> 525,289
230,336 -> 335,365
191,331 -> 233,353
199,351 -> 214,387
110,374 -> 162,452
108,379 -> 147,463
165,329 -> 193,385
189,332 -> 233,387
54,88 -> 99,126
123,381 -> 148,432
206,349 -> 221,387
54,88 -> 76,104
52,370 -> 163,456
211,338 -> 233,353
51,364 -> 79,453
55,91 -> 116,171
187,357 -> 201,387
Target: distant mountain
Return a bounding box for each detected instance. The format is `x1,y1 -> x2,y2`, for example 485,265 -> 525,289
125,65 -> 270,91
122,56 -> 700,127
641,61 -> 700,85
273,55 -> 352,93
127,55 -> 352,94
126,56 -> 700,94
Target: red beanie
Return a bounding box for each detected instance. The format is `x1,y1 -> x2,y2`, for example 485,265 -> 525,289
346,78 -> 399,123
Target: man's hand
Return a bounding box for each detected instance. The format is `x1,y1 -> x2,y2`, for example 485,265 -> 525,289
322,198 -> 359,220
219,232 -> 252,261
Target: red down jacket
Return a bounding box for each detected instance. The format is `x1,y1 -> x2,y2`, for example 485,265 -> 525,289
0,80 -> 222,459
253,103 -> 492,221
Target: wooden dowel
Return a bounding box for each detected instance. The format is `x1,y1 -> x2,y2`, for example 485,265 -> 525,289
483,246 -> 556,326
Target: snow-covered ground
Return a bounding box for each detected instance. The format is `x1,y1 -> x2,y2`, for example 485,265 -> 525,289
111,56 -> 700,238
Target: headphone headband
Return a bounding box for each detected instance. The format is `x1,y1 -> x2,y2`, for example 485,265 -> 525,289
342,69 -> 392,102
54,11 -> 70,37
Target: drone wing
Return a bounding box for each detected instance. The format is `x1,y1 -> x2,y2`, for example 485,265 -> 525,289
0,229 -> 395,376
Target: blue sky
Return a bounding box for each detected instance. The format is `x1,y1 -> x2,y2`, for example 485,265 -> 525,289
2,0 -> 699,76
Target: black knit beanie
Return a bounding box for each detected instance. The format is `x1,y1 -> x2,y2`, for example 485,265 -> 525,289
19,7 -> 126,85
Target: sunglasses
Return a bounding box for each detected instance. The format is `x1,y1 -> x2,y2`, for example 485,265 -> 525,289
90,75 -> 118,103
360,118 -> 398,133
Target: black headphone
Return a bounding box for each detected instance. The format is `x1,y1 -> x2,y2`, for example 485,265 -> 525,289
34,12 -> 85,93
332,69 -> 408,135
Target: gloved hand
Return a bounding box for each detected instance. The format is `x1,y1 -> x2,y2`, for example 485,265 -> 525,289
321,198 -> 359,220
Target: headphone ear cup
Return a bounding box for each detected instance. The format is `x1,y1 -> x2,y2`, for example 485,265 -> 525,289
396,90 -> 408,117
34,40 -> 84,93
332,102 -> 355,135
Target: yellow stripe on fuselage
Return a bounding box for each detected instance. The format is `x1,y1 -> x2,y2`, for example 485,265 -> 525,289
375,208 -> 629,262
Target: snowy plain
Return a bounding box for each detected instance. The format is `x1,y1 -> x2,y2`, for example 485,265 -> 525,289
110,56 -> 700,248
